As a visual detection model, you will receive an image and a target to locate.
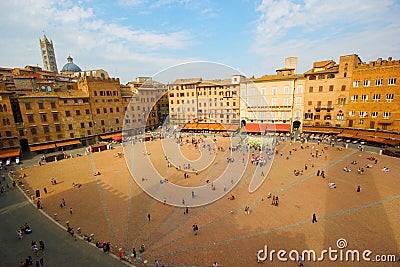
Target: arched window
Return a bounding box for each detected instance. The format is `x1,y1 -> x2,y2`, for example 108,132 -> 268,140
3,104 -> 6,111
0,105 -> 3,112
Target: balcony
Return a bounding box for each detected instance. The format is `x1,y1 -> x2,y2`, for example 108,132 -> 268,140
314,105 -> 334,111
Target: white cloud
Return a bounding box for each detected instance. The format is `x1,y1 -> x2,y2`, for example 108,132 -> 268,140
0,0 -> 196,83
200,8 -> 219,18
252,0 -> 400,74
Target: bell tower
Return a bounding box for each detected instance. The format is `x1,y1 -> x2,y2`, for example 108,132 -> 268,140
39,34 -> 58,73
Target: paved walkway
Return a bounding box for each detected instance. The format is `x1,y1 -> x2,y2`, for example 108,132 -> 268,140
0,169 -> 128,267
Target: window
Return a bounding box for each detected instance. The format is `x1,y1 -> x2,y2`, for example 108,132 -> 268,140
101,120 -> 105,126
388,78 -> 396,85
80,122 -> 85,128
284,87 -> 289,94
375,79 -> 383,86
338,98 -> 346,105
5,131 -> 11,137
327,74 -> 335,79
363,80 -> 370,87
96,109 -> 100,114
314,114 -> 320,119
359,111 -> 367,118
43,125 -> 49,133
353,81 -> 360,87
319,86 -> 323,92
359,119 -> 364,125
271,98 -> 277,106
68,124 -> 73,130
370,112 -> 378,118
50,102 -> 56,108
85,109 -> 90,115
351,95 -> 358,102
63,99 -> 68,104
27,114 -> 34,123
88,122 -> 93,127
328,85 -> 334,91
40,114 -> 47,122
386,94 -> 394,101
74,99 -> 78,104
70,133 -> 74,138
76,110 -> 81,116
309,75 -> 316,80
272,88 -> 277,95
283,98 -> 289,106
65,110 -> 71,117
103,108 -> 107,113
94,91 -> 97,96
341,85 -> 346,91
296,97 -> 302,104
327,101 -> 332,108
25,103 -> 32,110
30,127 -> 37,135
110,108 -> 113,113
373,94 -> 380,101
116,107 -> 120,113
361,94 -> 368,102
116,118 -> 119,124
336,113 -> 344,120
349,111 -> 356,117
308,101 -> 312,105
297,86 -> 302,94
383,112 -> 391,119
318,75 -> 325,79
55,125 -> 61,132
38,102 -> 44,109
309,86 -> 313,93
52,113 -> 58,121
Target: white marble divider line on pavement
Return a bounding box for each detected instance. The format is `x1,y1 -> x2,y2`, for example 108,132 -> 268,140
0,200 -> 30,215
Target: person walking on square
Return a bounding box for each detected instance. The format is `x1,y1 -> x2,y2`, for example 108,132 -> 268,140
69,207 -> 73,214
147,213 -> 151,222
61,198 -> 66,207
312,213 -> 317,223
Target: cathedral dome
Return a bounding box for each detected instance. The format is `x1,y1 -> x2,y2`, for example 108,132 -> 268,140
61,56 -> 81,72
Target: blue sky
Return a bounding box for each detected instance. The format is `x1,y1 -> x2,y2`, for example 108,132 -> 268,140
0,0 -> 399,83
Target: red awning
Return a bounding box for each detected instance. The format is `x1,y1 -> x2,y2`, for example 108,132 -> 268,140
30,143 -> 56,152
0,147 -> 21,159
245,123 -> 267,133
112,135 -> 123,141
274,124 -> 291,132
245,123 -> 291,133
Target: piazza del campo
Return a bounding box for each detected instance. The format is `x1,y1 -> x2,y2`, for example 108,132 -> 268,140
0,32 -> 399,267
